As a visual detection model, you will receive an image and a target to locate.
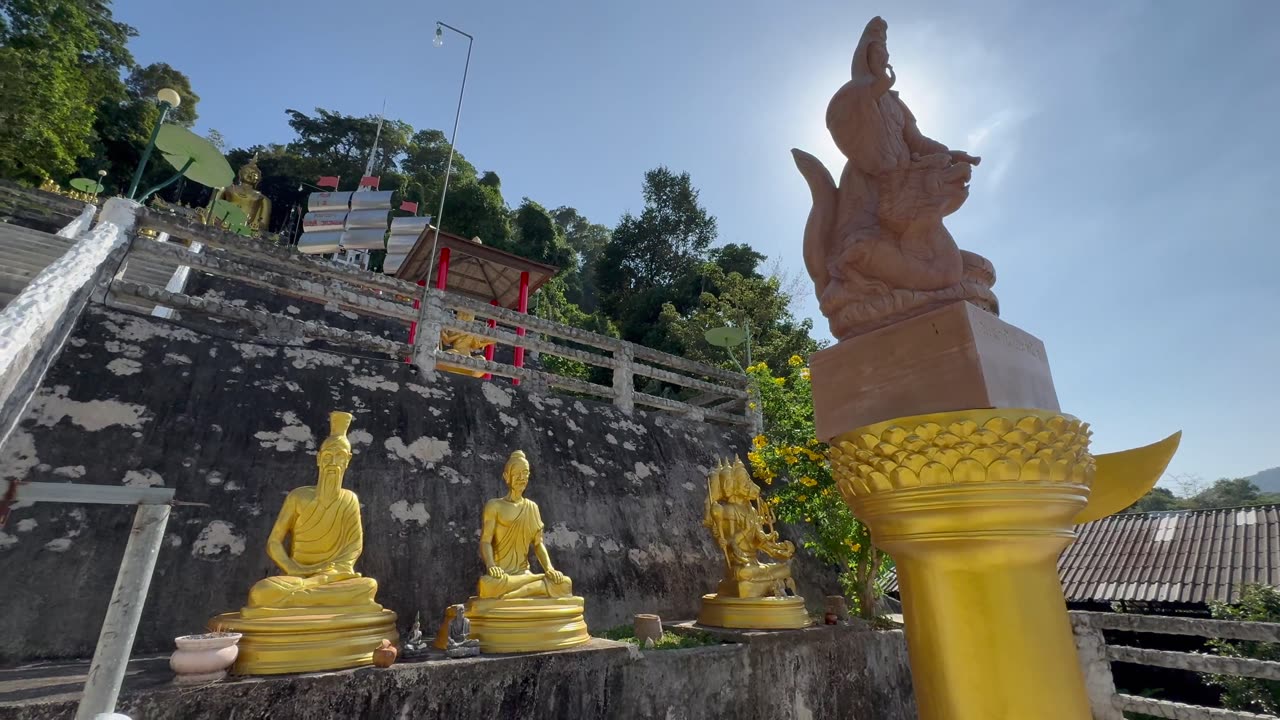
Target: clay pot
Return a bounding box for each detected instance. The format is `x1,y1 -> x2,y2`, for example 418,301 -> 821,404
170,632 -> 241,684
634,613 -> 663,648
372,639 -> 398,668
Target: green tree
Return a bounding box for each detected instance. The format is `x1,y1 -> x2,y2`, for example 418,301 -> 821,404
0,0 -> 136,182
1208,584 -> 1280,714
658,263 -> 821,373
511,198 -> 573,268
1188,478 -> 1268,510
439,178 -> 510,246
552,206 -> 611,311
284,107 -> 412,183
1125,487 -> 1185,513
127,62 -> 199,126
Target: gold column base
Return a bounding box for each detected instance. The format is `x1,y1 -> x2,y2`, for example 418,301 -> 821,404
209,608 -> 398,675
697,594 -> 810,630
451,596 -> 590,653
828,408 -> 1179,720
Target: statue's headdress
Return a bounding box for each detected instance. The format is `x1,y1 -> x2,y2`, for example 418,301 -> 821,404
318,411 -> 353,467
851,16 -> 889,81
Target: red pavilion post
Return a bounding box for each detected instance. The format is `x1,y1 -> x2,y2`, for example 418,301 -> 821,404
512,271 -> 530,386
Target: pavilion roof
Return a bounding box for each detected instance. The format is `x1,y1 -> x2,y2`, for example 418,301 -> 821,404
393,226 -> 559,309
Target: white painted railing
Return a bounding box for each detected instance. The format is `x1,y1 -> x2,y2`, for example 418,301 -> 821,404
1072,611 -> 1280,720
123,208 -> 755,426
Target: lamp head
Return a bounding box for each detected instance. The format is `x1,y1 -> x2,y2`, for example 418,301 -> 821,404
156,88 -> 181,108
433,24 -> 444,47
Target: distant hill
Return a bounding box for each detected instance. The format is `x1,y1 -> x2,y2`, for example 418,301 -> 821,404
1246,467 -> 1280,494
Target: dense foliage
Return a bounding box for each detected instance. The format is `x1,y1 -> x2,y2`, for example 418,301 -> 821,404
745,358 -> 891,618
1126,477 -> 1280,513
1208,584 -> 1280,713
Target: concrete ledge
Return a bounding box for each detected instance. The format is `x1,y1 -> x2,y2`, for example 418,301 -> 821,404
0,627 -> 915,720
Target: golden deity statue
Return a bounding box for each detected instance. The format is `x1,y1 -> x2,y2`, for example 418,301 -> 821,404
437,450 -> 589,652
217,154 -> 272,231
698,458 -> 809,629
210,411 -> 397,674
437,310 -> 492,378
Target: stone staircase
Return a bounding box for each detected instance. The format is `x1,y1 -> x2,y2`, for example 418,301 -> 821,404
0,223 -> 75,310
0,222 -> 183,313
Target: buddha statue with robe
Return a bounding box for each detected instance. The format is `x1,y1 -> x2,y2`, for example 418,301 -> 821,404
210,411 -> 398,674
438,450 -> 590,653
217,154 -> 272,232
697,458 -> 809,629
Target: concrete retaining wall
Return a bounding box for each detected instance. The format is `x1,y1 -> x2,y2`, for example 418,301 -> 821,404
0,304 -> 837,663
0,625 -> 916,720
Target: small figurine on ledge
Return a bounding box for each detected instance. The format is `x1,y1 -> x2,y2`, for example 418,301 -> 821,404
444,604 -> 480,658
401,611 -> 431,659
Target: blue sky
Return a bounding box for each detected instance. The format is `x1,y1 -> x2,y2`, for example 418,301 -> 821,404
117,0 -> 1279,487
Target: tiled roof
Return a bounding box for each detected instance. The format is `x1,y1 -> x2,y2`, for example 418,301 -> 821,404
883,505 -> 1280,605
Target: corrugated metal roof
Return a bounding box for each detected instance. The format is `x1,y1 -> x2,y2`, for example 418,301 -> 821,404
882,505 -> 1280,605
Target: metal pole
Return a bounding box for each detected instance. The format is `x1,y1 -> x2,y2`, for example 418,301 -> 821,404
76,504 -> 171,720
425,23 -> 473,291
126,102 -> 172,200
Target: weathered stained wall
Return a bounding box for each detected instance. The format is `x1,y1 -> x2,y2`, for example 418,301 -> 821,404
0,626 -> 916,720
0,305 -> 837,663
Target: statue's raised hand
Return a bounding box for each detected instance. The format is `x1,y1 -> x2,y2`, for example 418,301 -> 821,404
949,150 -> 981,166
487,566 -> 507,579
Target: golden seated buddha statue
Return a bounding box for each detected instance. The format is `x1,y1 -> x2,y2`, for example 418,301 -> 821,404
697,458 -> 809,629
217,154 -> 272,232
209,412 -> 397,674
437,450 -> 589,653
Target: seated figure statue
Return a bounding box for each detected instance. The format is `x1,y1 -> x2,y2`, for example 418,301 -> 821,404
698,458 -> 809,629
437,310 -> 491,378
210,412 -> 398,674
438,450 -> 589,653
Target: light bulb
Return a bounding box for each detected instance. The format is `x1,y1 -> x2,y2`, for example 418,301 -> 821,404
156,87 -> 181,108
433,26 -> 444,47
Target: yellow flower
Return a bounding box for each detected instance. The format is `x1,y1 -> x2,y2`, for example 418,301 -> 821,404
797,494 -> 808,502
784,455 -> 798,465
752,435 -> 767,449
788,355 -> 803,367
768,496 -> 780,506
807,438 -> 819,447
804,516 -> 811,522
746,451 -> 762,466
773,377 -> 786,386
852,544 -> 861,553
800,368 -> 810,380
763,476 -> 772,485
799,476 -> 817,487
748,402 -> 757,410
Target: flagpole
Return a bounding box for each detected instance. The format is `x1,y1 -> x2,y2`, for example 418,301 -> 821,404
426,21 -> 473,291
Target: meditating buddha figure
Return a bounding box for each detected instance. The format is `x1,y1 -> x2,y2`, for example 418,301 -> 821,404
217,154 -> 272,231
243,411 -> 380,612
438,449 -> 589,652
698,457 -> 809,629
210,411 -> 398,674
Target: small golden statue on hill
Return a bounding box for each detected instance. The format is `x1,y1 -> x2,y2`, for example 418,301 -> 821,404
698,458 -> 808,628
210,411 -> 397,674
217,154 -> 272,231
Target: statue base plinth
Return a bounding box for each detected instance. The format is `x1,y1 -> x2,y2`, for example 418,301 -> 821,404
811,301 -> 1059,441
209,608 -> 398,675
437,361 -> 487,378
450,596 -> 589,653
697,594 -> 810,630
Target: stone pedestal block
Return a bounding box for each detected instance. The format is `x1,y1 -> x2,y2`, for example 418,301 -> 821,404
811,301 -> 1059,441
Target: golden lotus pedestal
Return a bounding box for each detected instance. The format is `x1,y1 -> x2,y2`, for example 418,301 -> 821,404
828,408 -> 1179,720
437,597 -> 590,653
697,594 -> 810,630
209,607 -> 398,675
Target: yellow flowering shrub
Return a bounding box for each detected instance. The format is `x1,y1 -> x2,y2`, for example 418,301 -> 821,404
746,360 -> 892,619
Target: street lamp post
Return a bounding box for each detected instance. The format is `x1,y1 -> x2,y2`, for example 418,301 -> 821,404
424,21 -> 473,281
127,88 -> 182,200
